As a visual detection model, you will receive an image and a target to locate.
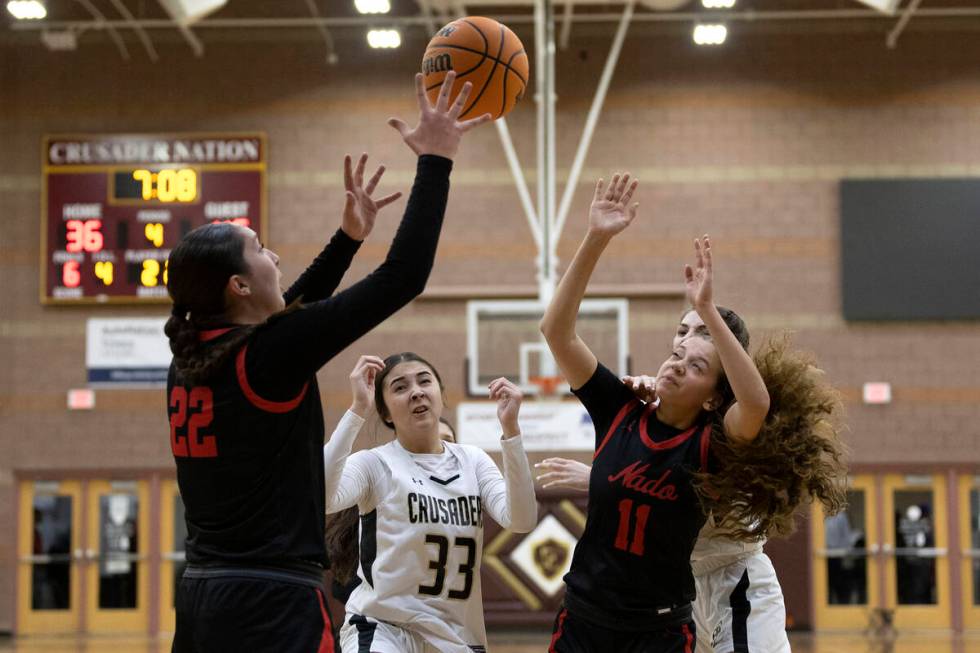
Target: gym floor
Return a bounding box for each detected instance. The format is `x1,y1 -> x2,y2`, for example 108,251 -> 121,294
1,632 -> 979,653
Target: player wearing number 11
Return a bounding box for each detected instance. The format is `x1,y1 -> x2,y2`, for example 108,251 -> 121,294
323,353 -> 537,653
540,175 -> 777,652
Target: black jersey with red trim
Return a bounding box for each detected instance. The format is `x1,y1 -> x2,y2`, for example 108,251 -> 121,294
562,363 -> 711,627
168,155 -> 453,567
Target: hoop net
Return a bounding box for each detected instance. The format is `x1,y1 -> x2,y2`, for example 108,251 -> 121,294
529,375 -> 564,398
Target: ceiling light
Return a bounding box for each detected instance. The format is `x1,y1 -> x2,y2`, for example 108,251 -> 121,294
702,0 -> 735,7
7,0 -> 46,20
693,23 -> 727,45
367,29 -> 400,49
157,0 -> 228,27
853,0 -> 900,15
355,0 -> 390,14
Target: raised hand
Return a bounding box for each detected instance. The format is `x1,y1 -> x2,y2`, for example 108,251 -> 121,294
684,234 -> 714,310
349,355 -> 385,417
388,71 -> 492,160
621,374 -> 658,405
534,457 -> 590,492
488,377 -> 522,439
588,173 -> 639,238
341,153 -> 402,241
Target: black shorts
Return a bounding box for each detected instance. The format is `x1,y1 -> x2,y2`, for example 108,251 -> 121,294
548,607 -> 696,653
173,564 -> 334,653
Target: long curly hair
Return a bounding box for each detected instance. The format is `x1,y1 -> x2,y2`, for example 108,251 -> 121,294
695,336 -> 849,541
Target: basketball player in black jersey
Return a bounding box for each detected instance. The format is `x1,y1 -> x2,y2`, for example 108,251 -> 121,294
164,72 -> 490,653
539,174 -> 772,652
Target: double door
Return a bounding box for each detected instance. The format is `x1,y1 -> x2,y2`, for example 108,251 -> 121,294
812,473 -> 963,630
16,478 -> 186,635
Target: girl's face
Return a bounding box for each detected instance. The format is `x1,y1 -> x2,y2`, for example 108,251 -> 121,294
237,227 -> 285,316
381,361 -> 444,435
674,309 -> 708,348
655,336 -> 723,412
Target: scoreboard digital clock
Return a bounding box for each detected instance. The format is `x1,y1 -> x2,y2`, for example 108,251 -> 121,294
42,133 -> 267,304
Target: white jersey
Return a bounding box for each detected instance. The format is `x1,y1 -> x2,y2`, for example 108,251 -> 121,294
323,411 -> 537,653
691,516 -> 766,576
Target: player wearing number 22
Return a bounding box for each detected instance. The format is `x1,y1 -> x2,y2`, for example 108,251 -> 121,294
323,353 -> 537,653
164,73 -> 492,653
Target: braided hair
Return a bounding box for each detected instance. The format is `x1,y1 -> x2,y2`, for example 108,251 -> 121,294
164,222 -> 256,385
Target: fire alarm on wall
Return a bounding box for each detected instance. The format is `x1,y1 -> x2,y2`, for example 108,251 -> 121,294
67,388 -> 96,410
862,382 -> 892,405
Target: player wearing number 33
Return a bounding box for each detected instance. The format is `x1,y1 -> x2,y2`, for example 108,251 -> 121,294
323,353 -> 537,653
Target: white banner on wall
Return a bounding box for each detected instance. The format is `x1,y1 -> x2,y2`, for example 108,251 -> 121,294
86,318 -> 171,387
456,401 -> 595,452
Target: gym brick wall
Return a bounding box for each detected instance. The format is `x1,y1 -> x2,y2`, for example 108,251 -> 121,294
2,23 -> 980,632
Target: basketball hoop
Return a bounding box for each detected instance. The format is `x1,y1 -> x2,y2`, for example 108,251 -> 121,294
529,375 -> 564,398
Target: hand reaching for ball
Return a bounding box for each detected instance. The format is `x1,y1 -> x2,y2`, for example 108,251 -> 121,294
388,71 -> 492,160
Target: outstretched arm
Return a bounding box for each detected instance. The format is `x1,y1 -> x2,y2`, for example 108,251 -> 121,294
284,154 -> 402,305
323,355 -> 386,512
246,73 -> 492,393
539,174 -> 639,389
477,378 -> 538,533
535,457 -> 591,492
685,236 -> 770,443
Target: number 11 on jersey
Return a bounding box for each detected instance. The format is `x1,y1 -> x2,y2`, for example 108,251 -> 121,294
615,498 -> 651,556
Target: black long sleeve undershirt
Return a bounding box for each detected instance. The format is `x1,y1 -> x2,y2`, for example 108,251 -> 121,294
282,228 -> 362,306
246,155 -> 452,399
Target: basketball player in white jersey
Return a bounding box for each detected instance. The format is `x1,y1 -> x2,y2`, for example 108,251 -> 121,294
324,353 -> 537,653
536,309 -> 792,653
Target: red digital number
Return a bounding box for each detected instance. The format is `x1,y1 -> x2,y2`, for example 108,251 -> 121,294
66,219 -> 104,253
614,498 -> 651,556
61,260 -> 81,287
169,386 -> 217,458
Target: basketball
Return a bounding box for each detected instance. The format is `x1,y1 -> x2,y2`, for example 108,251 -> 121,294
421,17 -> 529,121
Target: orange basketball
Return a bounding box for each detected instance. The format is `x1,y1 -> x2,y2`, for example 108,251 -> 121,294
421,16 -> 529,121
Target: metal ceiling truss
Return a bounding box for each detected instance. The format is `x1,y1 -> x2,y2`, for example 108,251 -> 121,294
10,0 -> 979,305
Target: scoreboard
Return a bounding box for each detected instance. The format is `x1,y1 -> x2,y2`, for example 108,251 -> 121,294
42,133 -> 267,304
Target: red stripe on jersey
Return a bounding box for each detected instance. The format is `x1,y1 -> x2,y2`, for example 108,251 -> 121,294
198,327 -> 235,342
682,623 -> 694,653
315,588 -> 335,653
638,405 -> 698,451
235,346 -> 308,413
594,399 -> 640,461
699,425 -> 712,471
548,608 -> 569,653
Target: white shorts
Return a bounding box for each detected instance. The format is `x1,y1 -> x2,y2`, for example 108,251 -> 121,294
339,614 -> 449,653
693,553 -> 791,653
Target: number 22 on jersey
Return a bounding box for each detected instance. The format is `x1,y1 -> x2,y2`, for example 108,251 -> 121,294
170,386 -> 217,458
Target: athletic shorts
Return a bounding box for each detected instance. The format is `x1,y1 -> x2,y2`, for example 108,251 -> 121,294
339,614 -> 454,653
547,607 -> 696,653
172,565 -> 333,653
693,553 -> 791,653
